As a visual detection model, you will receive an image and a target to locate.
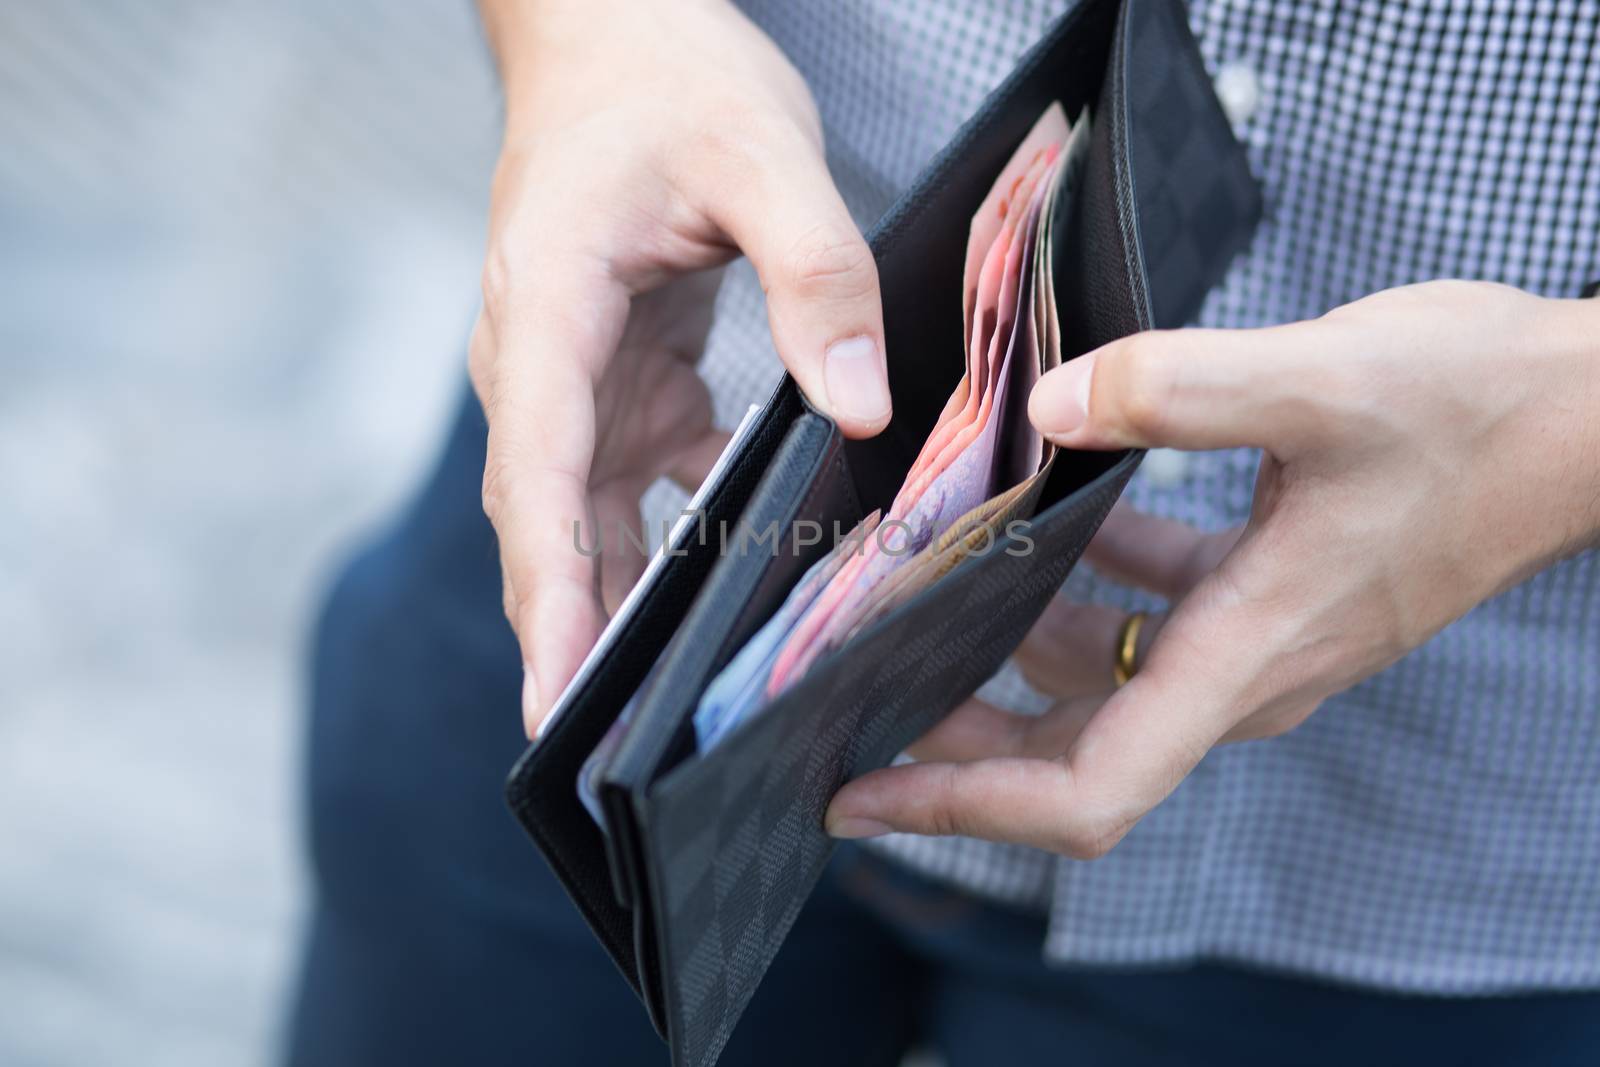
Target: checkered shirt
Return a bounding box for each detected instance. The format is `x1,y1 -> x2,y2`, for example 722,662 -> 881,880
640,0 -> 1600,993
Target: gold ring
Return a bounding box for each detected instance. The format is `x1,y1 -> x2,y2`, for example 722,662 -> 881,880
1113,611 -> 1147,688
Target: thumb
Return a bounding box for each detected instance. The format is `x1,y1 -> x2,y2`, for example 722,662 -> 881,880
825,562 -> 1276,856
1027,322 -> 1328,453
709,141 -> 892,438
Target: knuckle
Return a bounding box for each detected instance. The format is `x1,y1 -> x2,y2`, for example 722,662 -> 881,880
1276,699 -> 1322,735
781,223 -> 878,303
1057,812 -> 1130,860
1045,770 -> 1134,859
500,575 -> 520,629
467,317 -> 494,400
684,101 -> 779,179
480,244 -> 521,322
926,805 -> 964,839
924,765 -> 969,838
733,101 -> 819,159
480,453 -> 517,528
1014,656 -> 1053,697
1310,358 -> 1372,430
482,208 -> 570,323
480,247 -> 512,316
1107,334 -> 1173,439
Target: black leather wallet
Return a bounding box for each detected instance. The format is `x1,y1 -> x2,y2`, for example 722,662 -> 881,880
506,1 -> 1260,1064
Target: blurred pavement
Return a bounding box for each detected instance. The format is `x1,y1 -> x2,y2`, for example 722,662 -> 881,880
0,3 -> 500,1064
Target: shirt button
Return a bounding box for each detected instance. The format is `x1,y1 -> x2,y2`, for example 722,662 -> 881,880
1141,448 -> 1189,489
1214,62 -> 1260,127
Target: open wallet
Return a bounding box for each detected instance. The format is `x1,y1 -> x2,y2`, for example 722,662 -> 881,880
505,0 -> 1261,1064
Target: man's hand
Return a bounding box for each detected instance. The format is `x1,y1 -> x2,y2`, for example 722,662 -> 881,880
473,0 -> 891,737
827,280 -> 1600,854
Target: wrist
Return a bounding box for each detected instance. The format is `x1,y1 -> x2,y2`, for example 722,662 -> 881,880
478,0 -> 581,120
479,0 -> 729,119
1565,296 -> 1600,547
1531,292 -> 1600,554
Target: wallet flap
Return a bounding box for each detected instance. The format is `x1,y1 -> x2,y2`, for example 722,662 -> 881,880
503,380 -> 805,998
1124,0 -> 1262,328
594,406 -> 864,1029
602,409 -> 862,799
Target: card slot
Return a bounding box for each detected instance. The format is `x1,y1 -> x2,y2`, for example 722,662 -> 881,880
713,436 -> 864,678
592,409 -> 861,1033
601,410 -> 860,796
501,379 -> 803,1021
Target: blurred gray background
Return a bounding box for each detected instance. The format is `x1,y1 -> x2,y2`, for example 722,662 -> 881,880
0,2 -> 501,1063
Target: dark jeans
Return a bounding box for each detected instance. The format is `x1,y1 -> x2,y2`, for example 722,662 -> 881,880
285,390 -> 1600,1067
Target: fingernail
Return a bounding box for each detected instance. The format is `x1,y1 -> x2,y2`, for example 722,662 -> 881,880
824,336 -> 892,428
1031,352 -> 1095,438
827,815 -> 894,840
524,665 -> 544,741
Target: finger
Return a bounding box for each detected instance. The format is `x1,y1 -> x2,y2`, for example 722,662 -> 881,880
589,415 -> 729,619
828,559 -> 1280,855
591,477 -> 652,617
706,136 -> 891,438
1085,502 -> 1244,600
907,693 -> 1105,764
1017,600 -> 1167,699
1013,600 -> 1130,699
1028,320 -> 1342,453
663,427 -> 732,493
476,263 -> 630,736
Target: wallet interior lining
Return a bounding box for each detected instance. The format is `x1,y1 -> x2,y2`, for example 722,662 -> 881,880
837,16 -> 1119,517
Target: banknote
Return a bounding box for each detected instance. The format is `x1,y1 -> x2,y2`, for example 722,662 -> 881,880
584,514 -> 881,824
799,158 -> 1057,664
829,123 -> 1087,649
770,112 -> 1092,691
834,477 -> 1039,647
964,104 -> 1071,345
764,137 -> 1066,693
691,511 -> 880,750
694,106 -> 1092,750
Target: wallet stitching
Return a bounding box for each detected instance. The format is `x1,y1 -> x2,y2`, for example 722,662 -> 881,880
1113,0 -> 1152,335
817,434 -> 861,527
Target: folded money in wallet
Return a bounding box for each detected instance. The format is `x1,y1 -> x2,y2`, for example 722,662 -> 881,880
506,2 -> 1261,1065
693,105 -> 1090,752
